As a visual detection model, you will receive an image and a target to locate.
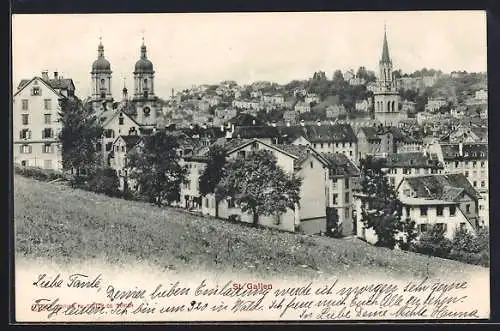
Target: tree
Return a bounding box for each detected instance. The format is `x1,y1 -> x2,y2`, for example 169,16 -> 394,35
398,218 -> 418,251
127,131 -> 187,206
199,145 -> 227,217
85,166 -> 120,197
217,150 -> 302,226
413,225 -> 452,258
58,96 -> 103,179
357,156 -> 403,249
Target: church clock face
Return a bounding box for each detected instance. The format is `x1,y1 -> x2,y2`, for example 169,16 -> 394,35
143,107 -> 151,117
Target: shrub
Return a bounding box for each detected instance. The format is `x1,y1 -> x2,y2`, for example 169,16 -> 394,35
413,225 -> 452,258
227,214 -> 241,223
449,226 -> 490,266
14,165 -> 67,182
85,167 -> 120,197
398,218 -> 418,251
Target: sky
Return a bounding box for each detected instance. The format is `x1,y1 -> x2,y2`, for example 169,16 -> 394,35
12,11 -> 487,99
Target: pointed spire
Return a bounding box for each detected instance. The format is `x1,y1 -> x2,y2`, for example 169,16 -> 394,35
381,24 -> 391,63
98,37 -> 104,57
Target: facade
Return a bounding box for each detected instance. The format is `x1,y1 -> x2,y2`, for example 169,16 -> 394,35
294,101 -> 311,113
109,135 -> 143,190
355,173 -> 483,245
325,104 -> 347,118
425,97 -> 448,112
13,72 -> 76,170
381,152 -> 444,188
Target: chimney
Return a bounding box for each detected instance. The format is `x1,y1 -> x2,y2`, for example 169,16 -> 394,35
41,70 -> 49,81
459,142 -> 463,157
54,71 -> 59,80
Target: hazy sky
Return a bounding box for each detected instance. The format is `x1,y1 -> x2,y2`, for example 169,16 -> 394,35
12,11 -> 487,99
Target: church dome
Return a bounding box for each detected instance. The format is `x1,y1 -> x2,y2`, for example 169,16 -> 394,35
92,58 -> 111,72
134,44 -> 154,73
92,41 -> 111,72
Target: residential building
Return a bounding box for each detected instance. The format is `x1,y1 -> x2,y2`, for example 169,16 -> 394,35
381,152 -> 444,187
109,135 -> 143,190
425,97 -> 448,112
475,89 -> 488,102
13,72 -> 76,170
326,104 -> 347,118
355,99 -> 370,112
294,101 -> 311,113
283,110 -> 299,125
401,100 -> 416,113
355,173 -> 483,245
304,93 -> 320,105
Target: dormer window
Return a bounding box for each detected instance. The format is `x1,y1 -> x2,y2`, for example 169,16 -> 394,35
119,114 -> 124,125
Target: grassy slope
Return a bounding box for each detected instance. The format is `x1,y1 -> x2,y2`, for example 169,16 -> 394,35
14,175 -> 486,280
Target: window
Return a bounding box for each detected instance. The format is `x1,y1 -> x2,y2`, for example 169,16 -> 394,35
119,114 -> 124,125
22,114 -> 29,125
419,223 -> 429,233
481,161 -> 485,168
434,223 -> 447,233
332,194 -> 338,205
19,129 -> 31,139
481,181 -> 485,187
104,129 -> 115,139
310,161 -> 313,169
472,161 -> 477,167
406,207 -> 410,217
332,179 -> 337,189
313,143 -> 317,148
473,181 -> 477,187
43,144 -> 53,153
21,160 -> 27,167
121,146 -> 125,152
344,192 -> 349,204
21,144 -> 31,154
459,222 -> 466,230
228,198 -> 235,208
465,171 -> 469,178
22,99 -> 28,110
44,160 -> 52,169
455,161 -> 459,168
105,142 -> 113,151
466,204 -> 471,213
436,206 -> 444,216
251,142 -> 258,150
449,205 -> 456,216
345,178 -> 349,189
44,114 -> 51,124
390,177 -> 395,186
344,208 -> 350,220
44,99 -> 51,110
31,87 -> 41,96
237,150 -> 246,158
420,206 -> 428,216
42,128 -> 53,139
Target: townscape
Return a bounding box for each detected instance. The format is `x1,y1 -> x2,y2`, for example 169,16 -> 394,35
13,25 -> 489,267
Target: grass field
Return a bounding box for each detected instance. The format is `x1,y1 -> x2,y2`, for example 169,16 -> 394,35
14,175 -> 487,280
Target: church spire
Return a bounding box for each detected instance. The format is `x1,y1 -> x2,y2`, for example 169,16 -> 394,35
98,36 -> 104,58
381,24 -> 391,63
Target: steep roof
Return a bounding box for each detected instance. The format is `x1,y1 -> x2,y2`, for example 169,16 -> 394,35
380,28 -> 391,63
321,152 -> 360,177
300,124 -> 357,142
119,135 -> 143,149
359,127 -> 380,140
403,173 -> 481,202
232,126 -> 280,139
227,113 -> 264,126
383,152 -> 443,169
441,143 -> 488,161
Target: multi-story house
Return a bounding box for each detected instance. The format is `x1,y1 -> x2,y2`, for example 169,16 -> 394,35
325,104 -> 347,118
109,135 -> 143,190
321,153 -> 360,236
294,101 -> 311,113
355,99 -> 370,112
199,139 -> 333,234
283,110 -> 299,125
354,173 -> 483,245
381,152 -> 444,188
13,71 -> 76,170
425,97 -> 448,112
401,100 -> 416,113
429,142 -> 489,224
304,93 -> 320,105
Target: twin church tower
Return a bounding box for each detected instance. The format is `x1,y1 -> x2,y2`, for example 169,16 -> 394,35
89,38 -> 159,129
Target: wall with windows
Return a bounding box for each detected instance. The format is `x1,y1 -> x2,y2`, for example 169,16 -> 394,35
100,111 -> 139,166
13,78 -> 63,170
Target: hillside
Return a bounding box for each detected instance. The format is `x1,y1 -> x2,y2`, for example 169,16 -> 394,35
14,175 -> 486,280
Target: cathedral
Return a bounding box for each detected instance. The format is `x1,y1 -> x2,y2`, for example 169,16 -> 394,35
373,26 -> 405,126
89,38 -> 160,135
89,38 -> 161,165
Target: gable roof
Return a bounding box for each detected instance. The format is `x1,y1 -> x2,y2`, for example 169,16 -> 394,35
101,108 -> 140,128
440,143 -> 488,161
401,173 -> 481,202
232,126 -> 280,139
113,135 -> 143,149
320,152 -> 360,177
14,76 -> 65,98
382,152 -> 443,169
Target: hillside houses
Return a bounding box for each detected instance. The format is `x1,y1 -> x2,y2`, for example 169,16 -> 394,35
381,152 -> 444,187
355,173 -> 483,245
